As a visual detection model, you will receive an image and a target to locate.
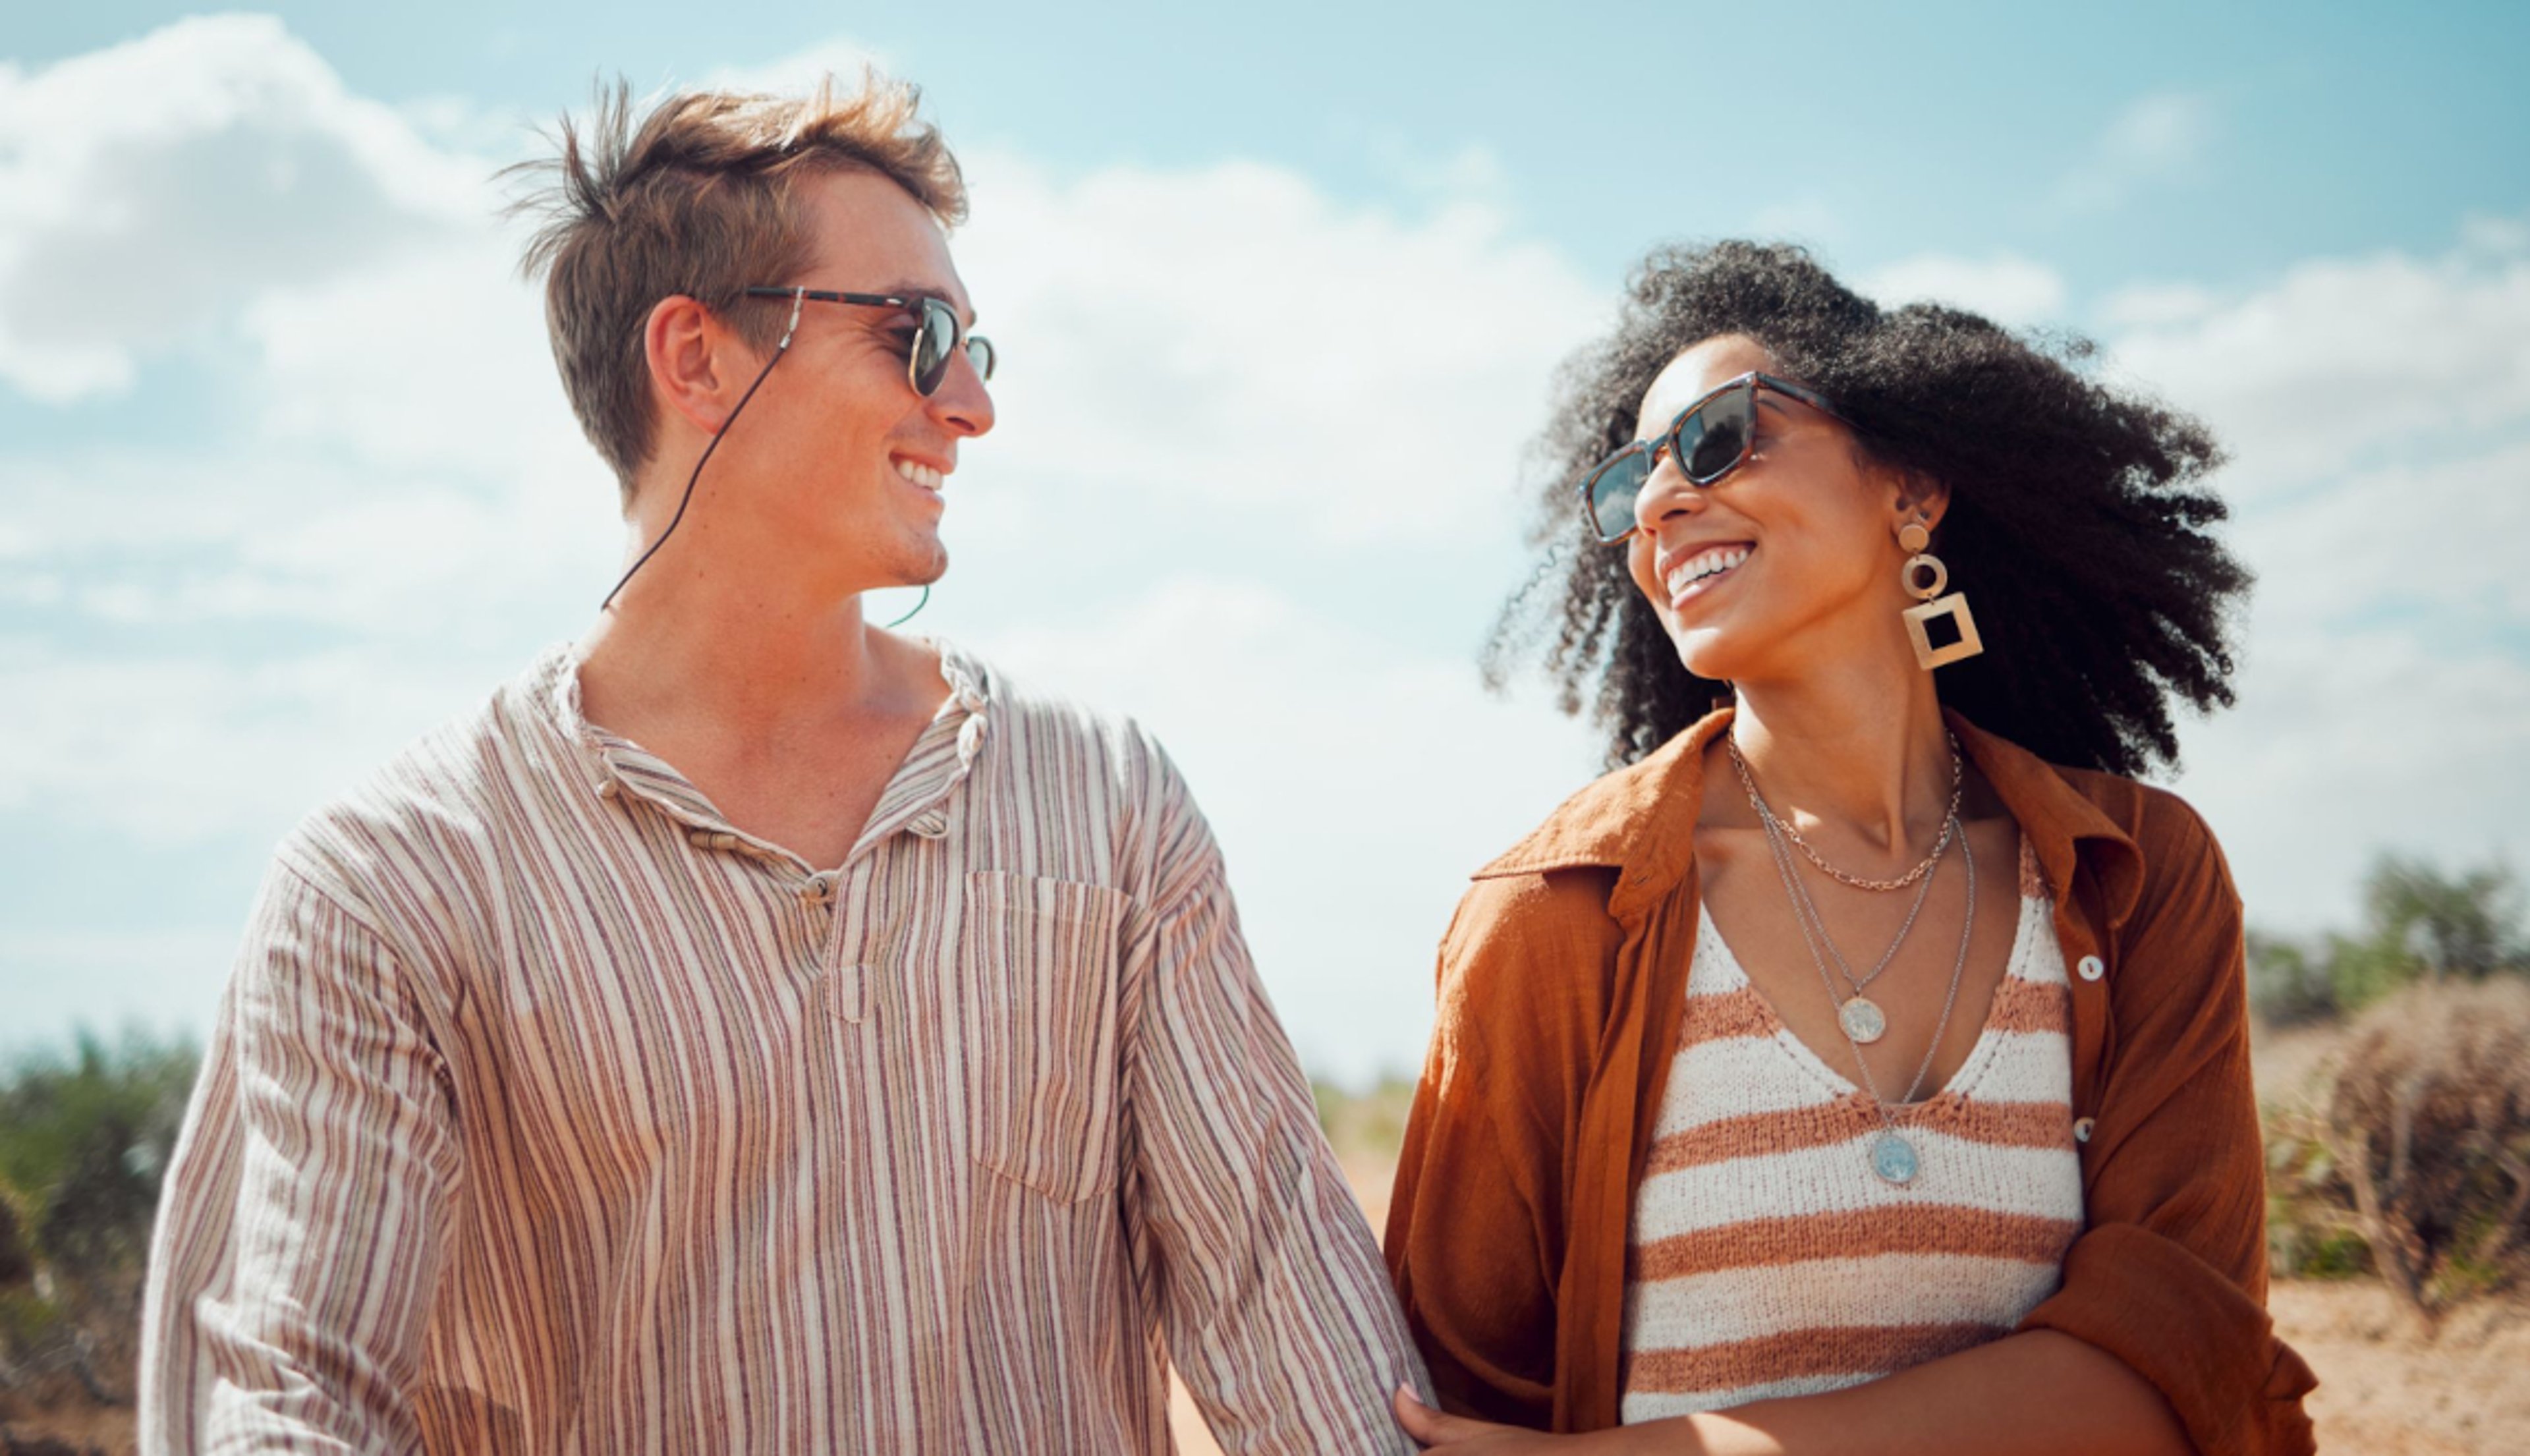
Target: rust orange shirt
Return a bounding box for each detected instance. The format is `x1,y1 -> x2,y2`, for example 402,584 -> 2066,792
1386,707 -> 2317,1455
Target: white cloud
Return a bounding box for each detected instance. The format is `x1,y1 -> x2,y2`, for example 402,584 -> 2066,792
240,229 -> 586,479
2094,281 -> 2222,331
0,637 -> 503,847
2054,90 -> 2218,213
2174,630 -> 2530,930
2105,229 -> 2530,500
698,37 -> 896,98
2116,225 -> 2530,930
0,14 -> 486,402
953,148 -> 1607,544
1861,252 -> 2067,326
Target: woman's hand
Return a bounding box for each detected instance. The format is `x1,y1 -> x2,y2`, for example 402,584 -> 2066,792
1392,1388 -> 1798,1456
1392,1388 -> 1645,1454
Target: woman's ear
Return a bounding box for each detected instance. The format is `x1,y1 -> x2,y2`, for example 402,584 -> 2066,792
1888,468 -> 1953,536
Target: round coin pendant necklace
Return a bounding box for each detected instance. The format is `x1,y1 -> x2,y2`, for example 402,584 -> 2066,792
1729,737 -> 1959,1047
1870,1131 -> 1920,1185
1840,997 -> 1889,1044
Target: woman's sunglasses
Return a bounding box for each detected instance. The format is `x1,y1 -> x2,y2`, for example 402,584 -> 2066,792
1575,371 -> 1850,544
740,285 -> 996,397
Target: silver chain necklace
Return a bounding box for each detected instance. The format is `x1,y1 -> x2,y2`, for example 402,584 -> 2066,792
1749,800 -> 1979,1187
1729,734 -> 1964,892
1728,737 -> 1946,1042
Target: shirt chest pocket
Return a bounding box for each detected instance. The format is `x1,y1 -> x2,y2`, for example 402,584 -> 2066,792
960,870 -> 1129,1202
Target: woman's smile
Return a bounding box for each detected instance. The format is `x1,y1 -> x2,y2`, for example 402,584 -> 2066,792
1660,540 -> 1755,609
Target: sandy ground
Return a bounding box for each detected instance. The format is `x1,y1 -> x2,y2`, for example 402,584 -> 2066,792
2268,1279 -> 2530,1456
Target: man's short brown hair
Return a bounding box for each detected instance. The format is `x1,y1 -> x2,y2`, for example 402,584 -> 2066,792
510,74 -> 967,500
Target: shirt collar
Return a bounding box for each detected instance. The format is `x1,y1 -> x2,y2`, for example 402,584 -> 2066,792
1473,704 -> 2143,927
530,637 -> 998,845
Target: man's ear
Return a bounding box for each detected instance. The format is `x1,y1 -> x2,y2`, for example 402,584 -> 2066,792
644,294 -> 754,436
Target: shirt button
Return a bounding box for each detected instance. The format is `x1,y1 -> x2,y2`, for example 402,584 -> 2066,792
2073,1117 -> 2096,1144
595,778 -> 618,798
2076,954 -> 2105,982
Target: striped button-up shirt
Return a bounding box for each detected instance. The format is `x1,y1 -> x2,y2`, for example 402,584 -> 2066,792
140,643 -> 1425,1453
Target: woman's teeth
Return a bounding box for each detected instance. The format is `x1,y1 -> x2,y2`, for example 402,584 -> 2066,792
1666,545 -> 1750,598
893,458 -> 944,489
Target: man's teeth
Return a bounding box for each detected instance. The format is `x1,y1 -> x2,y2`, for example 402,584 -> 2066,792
1666,545 -> 1750,596
893,458 -> 945,488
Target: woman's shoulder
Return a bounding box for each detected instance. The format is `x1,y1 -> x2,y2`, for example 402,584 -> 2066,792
1430,866 -> 1629,1092
1444,862 -> 1629,984
2036,762 -> 2246,982
2047,762 -> 2233,884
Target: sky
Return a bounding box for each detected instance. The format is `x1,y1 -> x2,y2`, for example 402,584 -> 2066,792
3,4 -> 2527,1082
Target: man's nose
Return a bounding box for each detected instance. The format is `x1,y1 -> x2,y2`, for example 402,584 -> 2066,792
929,350 -> 994,437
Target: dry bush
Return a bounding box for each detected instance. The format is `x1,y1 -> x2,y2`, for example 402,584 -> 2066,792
2268,978 -> 2530,1324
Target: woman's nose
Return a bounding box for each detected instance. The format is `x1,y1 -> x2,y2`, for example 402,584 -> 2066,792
1632,453 -> 1701,535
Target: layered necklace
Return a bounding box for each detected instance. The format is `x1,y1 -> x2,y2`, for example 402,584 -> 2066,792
1726,735 -> 1977,1187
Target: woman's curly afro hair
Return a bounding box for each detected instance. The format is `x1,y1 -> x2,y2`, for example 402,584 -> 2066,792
1487,240 -> 2249,779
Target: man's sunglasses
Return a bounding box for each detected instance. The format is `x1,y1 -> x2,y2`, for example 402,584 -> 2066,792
740,286 -> 996,397
1576,371 -> 1851,544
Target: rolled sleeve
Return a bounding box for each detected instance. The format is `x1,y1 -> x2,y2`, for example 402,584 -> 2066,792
2017,796 -> 2317,1456
139,862 -> 463,1455
1384,872 -> 1610,1429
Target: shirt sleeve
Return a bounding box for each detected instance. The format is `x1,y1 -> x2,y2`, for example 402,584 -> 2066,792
2015,795 -> 2319,1456
1111,743 -> 1430,1456
1382,870 -> 1614,1429
138,860 -> 464,1455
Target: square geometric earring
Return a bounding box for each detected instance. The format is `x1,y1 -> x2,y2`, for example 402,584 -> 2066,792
1898,520 -> 1984,670
1903,592 -> 1984,669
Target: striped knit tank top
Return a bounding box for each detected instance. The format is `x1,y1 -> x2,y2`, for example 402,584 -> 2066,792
1619,841 -> 2083,1418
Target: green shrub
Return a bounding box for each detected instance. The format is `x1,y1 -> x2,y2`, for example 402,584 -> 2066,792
0,1030 -> 198,1406
2250,854 -> 2527,1025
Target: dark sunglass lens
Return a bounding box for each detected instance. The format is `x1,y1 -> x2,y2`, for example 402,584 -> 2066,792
1681,385 -> 1754,482
965,335 -> 996,383
911,300 -> 956,395
1588,453 -> 1651,541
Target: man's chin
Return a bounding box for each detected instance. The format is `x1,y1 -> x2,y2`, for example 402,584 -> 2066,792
903,538 -> 948,586
865,539 -> 948,602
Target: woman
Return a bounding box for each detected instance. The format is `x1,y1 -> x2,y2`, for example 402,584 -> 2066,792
1383,242 -> 2315,1455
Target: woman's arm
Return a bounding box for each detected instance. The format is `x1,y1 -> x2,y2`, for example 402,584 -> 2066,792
2010,787 -> 2315,1456
1397,1328 -> 2187,1455
1388,869 -> 1627,1427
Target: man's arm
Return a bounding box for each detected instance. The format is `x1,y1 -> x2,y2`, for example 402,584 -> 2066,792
1112,745 -> 1430,1456
139,861 -> 463,1454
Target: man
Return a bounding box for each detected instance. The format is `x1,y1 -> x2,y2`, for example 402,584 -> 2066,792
140,75 -> 1426,1453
